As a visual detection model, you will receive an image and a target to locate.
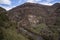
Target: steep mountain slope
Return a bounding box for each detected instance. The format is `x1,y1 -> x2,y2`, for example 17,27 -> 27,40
7,3 -> 60,40
0,7 -> 30,40
0,7 -> 6,40
8,3 -> 50,25
0,7 -> 6,13
0,3 -> 60,40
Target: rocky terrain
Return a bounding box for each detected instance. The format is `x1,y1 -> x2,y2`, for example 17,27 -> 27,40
0,2 -> 60,40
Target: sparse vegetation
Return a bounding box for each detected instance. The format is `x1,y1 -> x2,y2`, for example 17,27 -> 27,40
0,3 -> 60,40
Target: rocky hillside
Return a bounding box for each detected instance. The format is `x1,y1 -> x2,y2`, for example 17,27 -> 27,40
8,3 -> 60,25
0,3 -> 60,40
